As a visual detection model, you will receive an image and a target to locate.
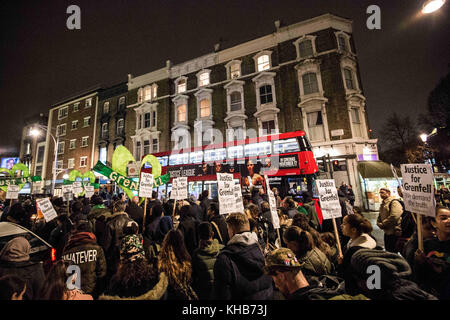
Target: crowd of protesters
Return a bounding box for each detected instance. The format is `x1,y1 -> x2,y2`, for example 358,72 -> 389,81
0,182 -> 448,301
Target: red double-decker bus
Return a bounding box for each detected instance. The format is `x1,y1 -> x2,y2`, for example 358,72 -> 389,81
141,130 -> 319,200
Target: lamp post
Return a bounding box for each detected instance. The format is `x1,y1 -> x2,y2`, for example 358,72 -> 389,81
422,0 -> 447,13
30,124 -> 60,195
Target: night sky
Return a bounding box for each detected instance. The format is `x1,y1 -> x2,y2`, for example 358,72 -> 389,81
1,0 -> 449,156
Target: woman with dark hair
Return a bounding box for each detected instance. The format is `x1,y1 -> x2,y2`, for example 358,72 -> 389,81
99,234 -> 167,300
177,205 -> 200,256
157,229 -> 198,300
283,226 -> 332,278
0,275 -> 27,300
341,213 -> 377,252
38,260 -> 93,300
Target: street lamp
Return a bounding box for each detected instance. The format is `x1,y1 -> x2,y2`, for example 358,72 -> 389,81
422,0 -> 446,13
420,133 -> 428,143
30,124 -> 60,195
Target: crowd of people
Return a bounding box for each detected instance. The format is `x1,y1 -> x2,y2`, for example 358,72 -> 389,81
0,183 -> 448,301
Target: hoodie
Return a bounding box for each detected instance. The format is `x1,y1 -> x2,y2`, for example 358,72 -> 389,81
213,231 -> 273,300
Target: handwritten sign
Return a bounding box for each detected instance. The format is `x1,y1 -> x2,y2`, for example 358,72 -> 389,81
84,185 -> 95,198
265,176 -> 280,229
72,182 -> 83,195
400,164 -> 435,217
316,179 -> 342,220
139,172 -> 154,198
6,185 -> 20,200
37,198 -> 58,222
233,183 -> 245,213
217,173 -> 236,215
62,184 -> 73,201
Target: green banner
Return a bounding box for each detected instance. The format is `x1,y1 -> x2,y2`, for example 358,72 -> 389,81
93,161 -> 139,191
154,173 -> 171,187
0,176 -> 41,187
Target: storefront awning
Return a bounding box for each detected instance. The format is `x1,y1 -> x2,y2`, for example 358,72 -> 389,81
357,161 -> 400,179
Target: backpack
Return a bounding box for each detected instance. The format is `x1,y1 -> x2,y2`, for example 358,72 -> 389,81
389,199 -> 416,238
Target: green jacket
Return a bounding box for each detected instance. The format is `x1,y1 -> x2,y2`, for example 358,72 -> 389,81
192,239 -> 224,300
299,247 -> 333,277
302,201 -> 320,230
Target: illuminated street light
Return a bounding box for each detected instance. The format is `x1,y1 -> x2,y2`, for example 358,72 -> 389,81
422,0 -> 446,14
63,174 -> 69,180
30,128 -> 41,137
420,133 -> 428,143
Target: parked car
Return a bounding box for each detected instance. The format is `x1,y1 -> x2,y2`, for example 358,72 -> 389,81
0,222 -> 56,271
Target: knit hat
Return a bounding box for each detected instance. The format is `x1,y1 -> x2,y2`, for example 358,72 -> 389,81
350,248 -> 411,280
120,234 -> 145,262
0,236 -> 31,262
264,248 -> 304,275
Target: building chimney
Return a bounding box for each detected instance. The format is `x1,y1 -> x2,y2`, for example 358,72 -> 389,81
214,43 -> 220,52
274,20 -> 281,31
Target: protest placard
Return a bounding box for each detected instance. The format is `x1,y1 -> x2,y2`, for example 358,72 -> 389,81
264,175 -> 280,229
217,173 -> 236,215
62,184 -> 73,202
139,172 -> 154,198
6,185 -> 19,200
72,181 -> 83,195
233,183 -> 245,213
37,198 -> 58,222
400,164 -> 435,217
176,177 -> 188,200
84,185 -> 95,198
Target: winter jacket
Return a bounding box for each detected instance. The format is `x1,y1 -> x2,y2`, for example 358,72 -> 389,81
302,201 -> 320,230
298,246 -> 333,278
177,216 -> 200,256
192,239 -> 224,299
146,215 -> 173,244
377,196 -> 403,235
99,272 -> 168,300
0,260 -> 45,300
213,231 -> 273,300
346,233 -> 377,251
62,232 -> 107,295
87,205 -> 111,242
209,214 -> 229,245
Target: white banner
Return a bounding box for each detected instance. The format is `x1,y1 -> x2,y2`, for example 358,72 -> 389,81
400,164 -> 435,217
217,173 -> 236,215
139,172 -> 154,198
84,185 -> 95,198
6,185 -> 20,200
265,175 -> 280,229
170,177 -> 188,200
62,184 -> 73,201
233,183 -> 245,213
316,179 -> 342,220
170,178 -> 178,200
37,198 -> 58,222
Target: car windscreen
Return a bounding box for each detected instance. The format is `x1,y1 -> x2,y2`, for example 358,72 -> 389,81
0,232 -> 51,261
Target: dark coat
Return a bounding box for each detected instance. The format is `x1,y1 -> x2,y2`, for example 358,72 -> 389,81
125,202 -> 144,231
209,214 -> 229,245
213,232 -> 273,300
177,216 -> 200,256
0,260 -> 45,300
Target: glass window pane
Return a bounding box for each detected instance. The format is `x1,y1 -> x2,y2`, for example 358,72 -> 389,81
299,39 -> 313,57
302,73 -> 319,95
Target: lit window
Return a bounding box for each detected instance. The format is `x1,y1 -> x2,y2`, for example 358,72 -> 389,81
302,73 -> 319,95
200,99 -> 210,118
257,55 -> 270,72
177,104 -> 187,122
144,87 -> 152,101
299,39 -> 313,57
152,85 -> 157,99
199,72 -> 210,86
230,64 -> 241,79
230,92 -> 242,111
307,111 -> 325,142
259,85 -> 273,104
177,79 -> 187,93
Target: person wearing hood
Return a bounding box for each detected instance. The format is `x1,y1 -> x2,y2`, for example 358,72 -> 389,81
0,236 -> 45,300
213,212 -> 273,300
125,196 -> 144,232
177,205 -> 200,257
87,195 -> 111,243
99,234 -> 168,300
61,220 -> 107,298
192,222 -> 224,299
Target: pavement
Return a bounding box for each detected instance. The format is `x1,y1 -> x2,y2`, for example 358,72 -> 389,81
362,211 -> 384,247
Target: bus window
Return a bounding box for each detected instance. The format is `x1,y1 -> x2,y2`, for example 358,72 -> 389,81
189,151 -> 203,164
244,142 -> 271,157
227,145 -> 243,159
273,138 -> 300,154
169,153 -> 189,166
204,148 -> 226,162
157,156 -> 168,167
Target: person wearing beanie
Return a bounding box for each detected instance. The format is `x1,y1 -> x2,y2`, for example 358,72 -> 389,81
349,248 -> 437,300
0,237 -> 45,300
100,234 -> 168,300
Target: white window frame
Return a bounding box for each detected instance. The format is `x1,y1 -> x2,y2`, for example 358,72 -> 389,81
197,69 -> 211,88
56,123 -> 67,137
83,116 -> 91,127
152,138 -> 159,153
56,160 -> 63,170
85,98 -> 92,108
144,86 -> 152,101
252,72 -> 279,136
80,156 -> 88,168
69,139 -> 76,150
73,103 -> 80,112
293,35 -> 317,60
118,96 -> 126,109
175,76 -> 188,94
340,56 -> 360,93
57,141 -> 65,155
225,60 -> 242,80
103,102 -> 110,114
101,123 -> 108,138
58,106 -> 68,120
195,89 -> 213,121
335,31 -> 353,54
68,158 -> 75,169
71,120 -> 78,130
295,59 -> 325,100
253,51 -> 272,72
117,118 -> 124,135
137,88 -> 144,103
152,84 -> 158,99
224,80 -> 247,134
81,136 -> 89,147
172,95 -> 189,126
